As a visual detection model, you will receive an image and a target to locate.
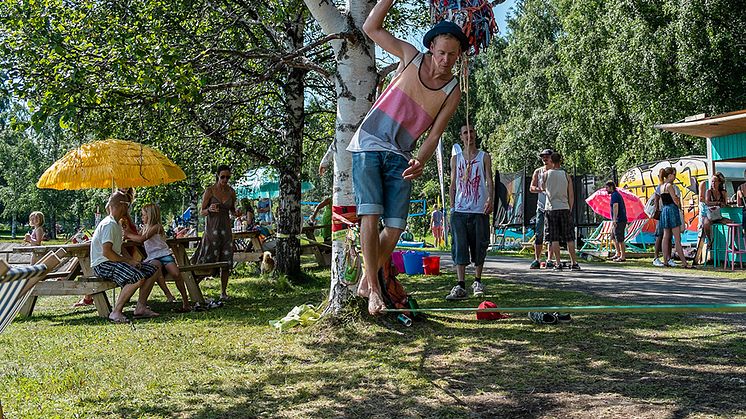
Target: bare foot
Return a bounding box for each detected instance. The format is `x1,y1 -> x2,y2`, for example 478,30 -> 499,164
368,292 -> 386,316
73,296 -> 94,307
133,308 -> 160,319
357,279 -> 371,298
108,313 -> 130,324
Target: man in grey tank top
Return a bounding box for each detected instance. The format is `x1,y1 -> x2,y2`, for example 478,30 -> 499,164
352,0 -> 466,316
529,149 -> 553,269
542,153 -> 580,271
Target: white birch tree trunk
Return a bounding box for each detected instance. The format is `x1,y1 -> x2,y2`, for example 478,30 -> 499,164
276,13 -> 307,279
303,0 -> 378,314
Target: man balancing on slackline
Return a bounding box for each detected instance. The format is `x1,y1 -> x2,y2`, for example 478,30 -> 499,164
347,1 -> 466,315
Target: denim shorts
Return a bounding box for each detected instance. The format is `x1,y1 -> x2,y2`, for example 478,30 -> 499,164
147,254 -> 176,266
612,221 -> 626,242
450,212 -> 490,266
534,209 -> 545,245
351,151 -> 412,230
655,219 -> 664,237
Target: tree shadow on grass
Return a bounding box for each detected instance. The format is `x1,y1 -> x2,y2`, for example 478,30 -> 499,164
102,303 -> 746,418
12,272 -> 746,418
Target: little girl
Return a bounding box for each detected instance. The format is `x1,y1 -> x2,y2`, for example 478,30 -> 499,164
24,211 -> 45,246
125,203 -> 191,312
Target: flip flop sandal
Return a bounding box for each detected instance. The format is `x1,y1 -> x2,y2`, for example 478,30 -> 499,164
108,316 -> 131,324
192,304 -> 207,312
206,300 -> 223,309
73,298 -> 94,307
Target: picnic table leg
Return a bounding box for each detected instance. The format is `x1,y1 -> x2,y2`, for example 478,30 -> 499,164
91,292 -> 111,318
18,296 -> 38,317
306,232 -> 327,267
183,273 -> 205,305
168,242 -> 206,305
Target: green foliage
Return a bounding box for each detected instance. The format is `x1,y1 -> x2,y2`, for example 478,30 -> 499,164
0,0 -> 343,250
0,0 -> 336,176
473,0 -> 746,174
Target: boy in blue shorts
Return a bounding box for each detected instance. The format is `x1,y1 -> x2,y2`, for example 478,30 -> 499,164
348,0 -> 465,315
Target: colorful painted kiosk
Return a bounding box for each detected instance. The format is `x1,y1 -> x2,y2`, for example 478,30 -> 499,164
656,110 -> 746,266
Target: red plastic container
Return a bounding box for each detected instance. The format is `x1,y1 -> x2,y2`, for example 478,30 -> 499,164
422,256 -> 440,275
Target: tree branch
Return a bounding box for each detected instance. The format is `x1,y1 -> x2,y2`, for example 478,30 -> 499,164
378,62 -> 399,79
303,0 -> 347,35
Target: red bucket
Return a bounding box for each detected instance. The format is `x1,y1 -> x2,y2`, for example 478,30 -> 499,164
422,256 -> 440,275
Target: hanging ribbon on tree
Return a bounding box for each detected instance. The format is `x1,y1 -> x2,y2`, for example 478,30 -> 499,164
429,0 -> 503,55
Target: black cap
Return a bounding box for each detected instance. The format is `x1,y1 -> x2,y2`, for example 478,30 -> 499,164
538,149 -> 553,157
423,20 -> 469,52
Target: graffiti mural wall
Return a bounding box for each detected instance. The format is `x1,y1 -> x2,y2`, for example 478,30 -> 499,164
619,156 -> 708,231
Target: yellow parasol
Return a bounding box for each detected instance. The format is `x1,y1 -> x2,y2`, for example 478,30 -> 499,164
37,139 -> 186,190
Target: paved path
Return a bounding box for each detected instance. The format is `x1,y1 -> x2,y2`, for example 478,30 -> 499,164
437,254 -> 746,306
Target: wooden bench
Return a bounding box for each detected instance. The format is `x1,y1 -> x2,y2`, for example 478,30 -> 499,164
301,225 -> 331,267
164,261 -> 231,304
19,276 -> 117,318
180,261 -> 231,278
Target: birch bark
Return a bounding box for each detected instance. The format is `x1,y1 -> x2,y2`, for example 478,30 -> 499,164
303,0 -> 378,313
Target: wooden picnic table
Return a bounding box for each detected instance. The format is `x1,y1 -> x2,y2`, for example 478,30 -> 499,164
165,231 -> 263,304
301,224 -> 331,267
13,231 -> 268,317
229,230 -> 266,263
14,242 -> 116,317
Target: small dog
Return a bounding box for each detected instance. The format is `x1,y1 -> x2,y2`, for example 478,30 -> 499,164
260,251 -> 276,275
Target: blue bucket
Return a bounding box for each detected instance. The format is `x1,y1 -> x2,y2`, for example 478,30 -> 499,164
402,251 -> 429,275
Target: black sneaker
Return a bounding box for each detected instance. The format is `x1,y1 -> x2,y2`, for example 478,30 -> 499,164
553,264 -> 563,272
554,312 -> 572,323
528,312 -> 557,324
570,263 -> 581,271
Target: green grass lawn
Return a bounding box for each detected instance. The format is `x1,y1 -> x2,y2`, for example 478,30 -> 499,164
2,267 -> 746,418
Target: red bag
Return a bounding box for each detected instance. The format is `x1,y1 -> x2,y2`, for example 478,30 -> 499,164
378,256 -> 420,319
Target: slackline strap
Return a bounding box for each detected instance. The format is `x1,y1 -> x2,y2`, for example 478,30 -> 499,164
381,303 -> 746,314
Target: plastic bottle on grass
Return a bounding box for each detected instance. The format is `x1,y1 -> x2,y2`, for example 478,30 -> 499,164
397,314 -> 412,327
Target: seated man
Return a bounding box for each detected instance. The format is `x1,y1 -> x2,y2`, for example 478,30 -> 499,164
91,191 -> 160,323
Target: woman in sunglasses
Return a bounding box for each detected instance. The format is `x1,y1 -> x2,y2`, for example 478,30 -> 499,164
195,164 -> 240,301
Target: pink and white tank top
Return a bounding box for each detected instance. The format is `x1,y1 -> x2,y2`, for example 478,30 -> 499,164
453,150 -> 488,214
347,53 -> 459,159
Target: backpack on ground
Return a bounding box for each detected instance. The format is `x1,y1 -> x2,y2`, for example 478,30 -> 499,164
377,255 -> 421,321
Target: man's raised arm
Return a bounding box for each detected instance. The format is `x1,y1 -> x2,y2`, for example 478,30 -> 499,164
362,0 -> 418,63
